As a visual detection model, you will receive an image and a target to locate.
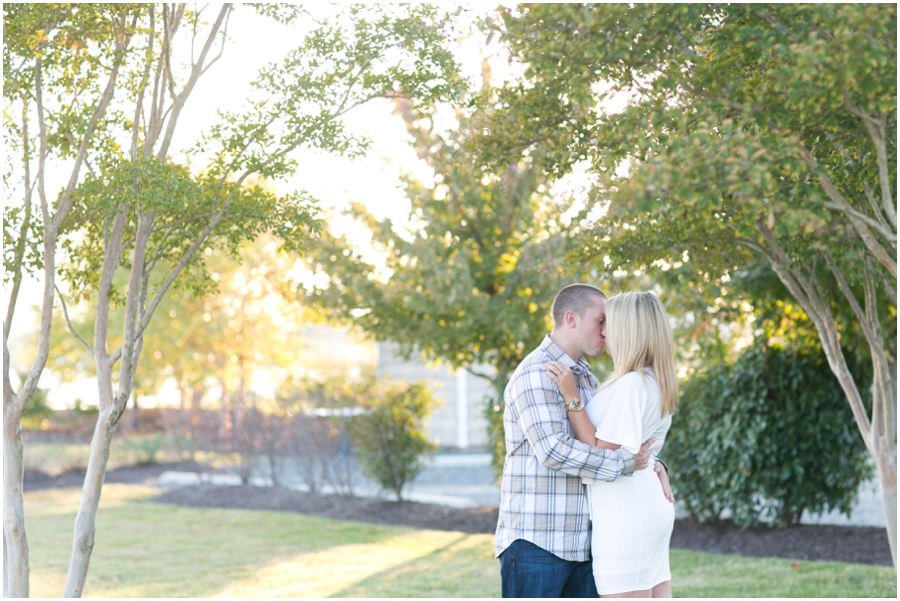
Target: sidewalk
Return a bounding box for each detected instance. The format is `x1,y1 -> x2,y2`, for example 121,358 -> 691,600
155,451 -> 887,527
156,451 -> 499,509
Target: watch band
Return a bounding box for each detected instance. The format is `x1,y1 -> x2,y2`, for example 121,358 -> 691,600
565,396 -> 584,412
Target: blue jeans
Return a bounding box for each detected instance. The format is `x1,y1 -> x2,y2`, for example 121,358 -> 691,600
499,539 -> 598,598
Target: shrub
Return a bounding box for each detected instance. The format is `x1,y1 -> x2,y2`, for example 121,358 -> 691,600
667,342 -> 872,527
484,387 -> 506,482
120,433 -> 166,465
349,381 -> 438,501
276,375 -> 368,495
21,382 -> 53,430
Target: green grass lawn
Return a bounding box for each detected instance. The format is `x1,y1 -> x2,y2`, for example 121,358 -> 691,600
26,485 -> 896,597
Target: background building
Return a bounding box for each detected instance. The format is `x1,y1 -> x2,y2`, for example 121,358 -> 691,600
376,341 -> 492,449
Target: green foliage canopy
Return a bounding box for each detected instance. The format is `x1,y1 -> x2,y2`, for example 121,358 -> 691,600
301,99 -> 604,473
477,3 -> 896,519
478,4 -> 895,296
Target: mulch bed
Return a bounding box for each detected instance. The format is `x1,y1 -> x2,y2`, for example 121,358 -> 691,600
25,462 -> 893,567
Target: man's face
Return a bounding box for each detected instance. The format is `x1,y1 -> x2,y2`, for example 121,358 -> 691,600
574,297 -> 607,359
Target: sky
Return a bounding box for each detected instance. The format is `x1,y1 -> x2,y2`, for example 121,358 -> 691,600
4,3 -> 529,408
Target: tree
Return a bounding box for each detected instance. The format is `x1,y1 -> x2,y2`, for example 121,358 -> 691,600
5,3 -> 460,596
301,93 -> 601,475
45,233 -> 314,458
3,6 -> 146,595
480,3 -> 896,563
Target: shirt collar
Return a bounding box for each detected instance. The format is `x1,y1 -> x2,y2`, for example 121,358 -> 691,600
539,334 -> 592,377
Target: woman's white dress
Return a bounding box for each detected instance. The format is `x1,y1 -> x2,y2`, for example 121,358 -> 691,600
583,368 -> 674,595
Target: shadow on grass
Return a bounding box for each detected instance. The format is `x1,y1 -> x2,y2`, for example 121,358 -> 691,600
332,531 -> 500,598
28,485 -> 417,597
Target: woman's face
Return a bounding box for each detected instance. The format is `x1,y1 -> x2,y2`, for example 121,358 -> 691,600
600,314 -> 612,356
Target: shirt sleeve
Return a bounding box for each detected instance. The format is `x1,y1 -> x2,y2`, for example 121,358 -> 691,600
594,373 -> 645,454
507,365 -> 635,481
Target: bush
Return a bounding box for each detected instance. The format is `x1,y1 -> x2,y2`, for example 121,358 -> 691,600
120,433 -> 166,465
21,383 -> 53,430
349,381 -> 438,501
287,411 -> 359,495
667,342 -> 872,527
276,374 -> 369,495
484,387 -> 506,482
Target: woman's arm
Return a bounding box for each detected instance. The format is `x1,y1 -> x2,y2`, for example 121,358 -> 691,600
570,402 -> 609,448
544,361 -> 621,449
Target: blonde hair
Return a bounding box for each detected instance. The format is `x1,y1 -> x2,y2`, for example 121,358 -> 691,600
601,291 -> 678,417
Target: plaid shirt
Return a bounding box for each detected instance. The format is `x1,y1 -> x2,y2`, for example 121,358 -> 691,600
494,335 -> 636,562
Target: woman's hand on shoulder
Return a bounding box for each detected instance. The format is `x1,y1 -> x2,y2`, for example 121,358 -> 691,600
544,361 -> 578,400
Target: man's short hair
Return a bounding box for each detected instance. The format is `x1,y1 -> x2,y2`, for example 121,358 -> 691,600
551,283 -> 607,327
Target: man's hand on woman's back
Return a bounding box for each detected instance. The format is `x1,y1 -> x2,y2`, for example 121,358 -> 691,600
634,439 -> 655,470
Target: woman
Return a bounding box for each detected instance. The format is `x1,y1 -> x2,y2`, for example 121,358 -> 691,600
546,291 -> 677,598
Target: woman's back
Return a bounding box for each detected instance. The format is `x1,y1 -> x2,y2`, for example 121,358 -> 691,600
584,368 -> 671,458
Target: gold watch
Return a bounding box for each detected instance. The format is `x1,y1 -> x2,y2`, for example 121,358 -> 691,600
565,397 -> 584,412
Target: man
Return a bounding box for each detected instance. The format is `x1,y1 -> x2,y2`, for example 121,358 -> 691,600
495,283 -> 671,598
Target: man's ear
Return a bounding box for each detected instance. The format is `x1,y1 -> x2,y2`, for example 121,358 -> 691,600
565,310 -> 578,329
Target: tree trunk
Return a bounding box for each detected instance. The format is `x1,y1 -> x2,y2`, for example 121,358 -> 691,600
871,354 -> 897,566
754,229 -> 897,565
874,435 -> 897,566
62,408 -> 116,597
267,447 -> 279,488
130,393 -> 140,432
189,387 -> 202,462
4,529 -> 8,598
2,413 -> 28,598
802,309 -> 897,566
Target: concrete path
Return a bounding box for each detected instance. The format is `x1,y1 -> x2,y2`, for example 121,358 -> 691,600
155,451 -> 887,527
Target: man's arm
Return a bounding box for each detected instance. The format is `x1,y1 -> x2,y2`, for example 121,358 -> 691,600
508,366 -> 636,481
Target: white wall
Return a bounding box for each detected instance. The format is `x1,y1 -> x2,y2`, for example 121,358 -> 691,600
376,342 -> 493,449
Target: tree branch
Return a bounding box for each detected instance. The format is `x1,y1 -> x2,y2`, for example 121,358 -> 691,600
822,201 -> 896,243
880,271 -> 897,307
467,368 -> 497,387
199,7 -> 231,78
5,97 -> 36,338
14,52 -> 57,417
95,207 -> 130,365
4,337 -> 17,404
51,11 -> 135,231
843,92 -> 897,229
821,250 -> 881,365
861,181 -> 892,231
759,7 -> 836,43
113,210 -> 155,408
131,8 -> 155,161
860,256 -> 893,441
136,192 -> 236,341
158,4 -> 231,159
798,144 -> 897,278
755,219 -> 873,442
757,9 -> 790,34
149,210 -> 217,235
55,286 -> 92,351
